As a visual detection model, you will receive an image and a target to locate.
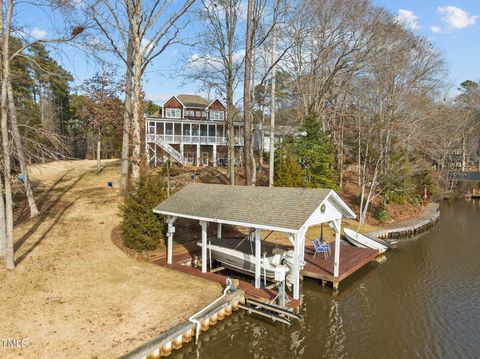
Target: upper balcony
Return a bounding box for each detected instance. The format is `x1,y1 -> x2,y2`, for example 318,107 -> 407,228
146,119 -> 244,146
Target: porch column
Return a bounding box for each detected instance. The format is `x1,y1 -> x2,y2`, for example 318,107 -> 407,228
217,223 -> 222,239
213,144 -> 217,167
293,232 -> 300,300
332,218 -> 342,278
180,143 -> 184,158
299,227 -> 307,263
196,144 -> 200,167
200,221 -> 208,272
255,228 -> 261,288
167,216 -> 177,264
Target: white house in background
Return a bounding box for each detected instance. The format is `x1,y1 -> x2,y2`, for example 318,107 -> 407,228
254,125 -> 300,153
145,94 -> 244,167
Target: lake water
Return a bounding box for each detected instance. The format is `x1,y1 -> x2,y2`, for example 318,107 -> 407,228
173,200 -> 480,359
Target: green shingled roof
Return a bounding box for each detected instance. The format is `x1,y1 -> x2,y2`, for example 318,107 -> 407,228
153,183 -> 336,232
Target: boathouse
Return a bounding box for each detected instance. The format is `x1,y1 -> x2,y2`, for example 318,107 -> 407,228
153,183 -> 356,301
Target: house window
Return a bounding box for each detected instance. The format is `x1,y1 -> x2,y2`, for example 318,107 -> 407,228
165,122 -> 173,135
156,122 -> 164,134
210,110 -> 224,121
192,124 -> 199,136
216,125 -> 224,137
209,125 -> 216,137
200,124 -> 208,136
165,108 -> 181,118
185,110 -> 195,117
148,121 -> 155,134
196,110 -> 203,117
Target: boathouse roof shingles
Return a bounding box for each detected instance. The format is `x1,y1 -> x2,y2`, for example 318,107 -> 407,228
153,183 -> 349,232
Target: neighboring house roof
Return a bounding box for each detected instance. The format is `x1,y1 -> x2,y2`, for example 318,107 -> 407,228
206,98 -> 226,110
177,94 -> 210,109
153,183 -> 355,233
449,172 -> 480,181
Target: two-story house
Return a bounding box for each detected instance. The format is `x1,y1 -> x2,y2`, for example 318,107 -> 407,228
145,94 -> 243,167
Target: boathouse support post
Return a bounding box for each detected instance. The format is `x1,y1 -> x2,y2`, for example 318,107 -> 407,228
200,221 -> 208,272
293,232 -> 300,300
167,216 -> 177,264
332,218 -> 341,278
217,223 -> 222,239
255,228 -> 261,288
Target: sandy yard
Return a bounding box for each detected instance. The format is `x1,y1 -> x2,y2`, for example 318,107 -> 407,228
0,160 -> 221,358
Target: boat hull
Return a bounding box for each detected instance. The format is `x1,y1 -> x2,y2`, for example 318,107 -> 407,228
343,228 -> 388,253
197,237 -> 288,279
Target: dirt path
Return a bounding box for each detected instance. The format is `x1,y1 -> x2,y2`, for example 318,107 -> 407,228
0,160 -> 220,358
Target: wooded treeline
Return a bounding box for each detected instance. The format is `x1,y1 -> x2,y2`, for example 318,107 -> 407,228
1,0 -> 480,267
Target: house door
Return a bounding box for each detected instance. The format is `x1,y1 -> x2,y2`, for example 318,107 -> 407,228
202,152 -> 209,166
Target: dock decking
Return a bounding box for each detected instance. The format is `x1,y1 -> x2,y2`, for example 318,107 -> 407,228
302,244 -> 379,287
152,241 -> 379,306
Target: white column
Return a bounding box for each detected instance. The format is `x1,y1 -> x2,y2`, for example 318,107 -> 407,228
200,221 -> 208,273
217,223 -> 222,239
299,227 -> 307,263
196,144 -> 200,167
293,232 -> 301,300
180,143 -> 184,158
332,218 -> 341,278
213,145 -> 217,167
255,228 -> 261,288
167,216 -> 177,264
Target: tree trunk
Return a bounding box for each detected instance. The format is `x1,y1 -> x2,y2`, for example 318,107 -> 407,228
0,174 -> 6,258
1,0 -> 15,269
268,0 -> 278,187
130,25 -> 143,182
96,133 -> 101,173
243,0 -> 253,186
120,33 -> 134,192
7,82 -> 39,217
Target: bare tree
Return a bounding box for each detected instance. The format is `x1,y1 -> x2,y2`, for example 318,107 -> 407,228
92,0 -> 194,183
185,0 -> 245,185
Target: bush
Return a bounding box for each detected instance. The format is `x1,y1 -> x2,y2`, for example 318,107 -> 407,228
120,174 -> 167,251
374,204 -> 388,223
274,150 -> 305,187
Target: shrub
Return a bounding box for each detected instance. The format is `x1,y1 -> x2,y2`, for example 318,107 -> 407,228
274,150 -> 305,187
374,204 -> 388,223
120,174 -> 167,251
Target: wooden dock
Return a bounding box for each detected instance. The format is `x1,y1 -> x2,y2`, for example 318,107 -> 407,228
152,241 -> 379,303
302,244 -> 379,289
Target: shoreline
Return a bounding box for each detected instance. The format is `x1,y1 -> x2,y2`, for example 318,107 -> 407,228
368,203 -> 440,239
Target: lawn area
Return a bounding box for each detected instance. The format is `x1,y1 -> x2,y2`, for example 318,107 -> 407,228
0,160 -> 220,359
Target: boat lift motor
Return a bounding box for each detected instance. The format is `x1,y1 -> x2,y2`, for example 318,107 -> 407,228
274,264 -> 289,307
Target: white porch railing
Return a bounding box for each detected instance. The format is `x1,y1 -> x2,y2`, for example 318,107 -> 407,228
146,134 -> 243,146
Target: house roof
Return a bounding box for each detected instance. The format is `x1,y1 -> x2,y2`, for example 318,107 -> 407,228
153,183 -> 355,233
177,94 -> 209,109
450,172 -> 480,181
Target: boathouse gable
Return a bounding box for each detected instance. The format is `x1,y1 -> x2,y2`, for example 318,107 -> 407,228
302,191 -> 356,228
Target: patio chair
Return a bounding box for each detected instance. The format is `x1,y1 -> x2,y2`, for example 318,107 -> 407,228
312,238 -> 330,259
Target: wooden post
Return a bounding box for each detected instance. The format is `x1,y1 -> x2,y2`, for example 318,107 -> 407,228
332,218 -> 341,278
293,232 -> 300,300
217,223 -> 222,239
213,144 -> 217,167
196,144 -> 200,167
200,221 -> 208,272
167,216 -> 177,264
255,228 -> 261,288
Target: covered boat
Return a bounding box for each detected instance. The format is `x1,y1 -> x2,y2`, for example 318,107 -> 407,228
197,237 -> 292,280
343,228 -> 388,253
